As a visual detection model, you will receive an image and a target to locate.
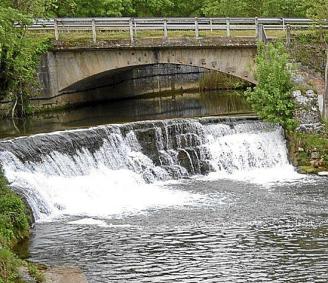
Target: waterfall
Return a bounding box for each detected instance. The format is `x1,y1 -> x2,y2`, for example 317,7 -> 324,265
0,118 -> 293,221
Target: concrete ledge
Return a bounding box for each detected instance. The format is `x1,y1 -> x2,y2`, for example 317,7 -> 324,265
53,37 -> 257,51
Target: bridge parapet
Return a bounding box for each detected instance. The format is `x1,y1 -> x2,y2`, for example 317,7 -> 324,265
28,17 -> 328,45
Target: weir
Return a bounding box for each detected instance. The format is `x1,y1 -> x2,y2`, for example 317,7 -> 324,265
0,117 -> 291,221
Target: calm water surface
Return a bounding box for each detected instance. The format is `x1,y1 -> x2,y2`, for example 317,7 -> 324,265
29,177 -> 328,282
0,91 -> 250,138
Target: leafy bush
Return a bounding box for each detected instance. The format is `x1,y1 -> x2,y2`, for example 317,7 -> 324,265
0,173 -> 31,282
245,42 -> 296,130
0,176 -> 29,247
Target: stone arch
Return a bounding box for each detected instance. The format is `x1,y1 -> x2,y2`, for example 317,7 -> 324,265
49,46 -> 256,94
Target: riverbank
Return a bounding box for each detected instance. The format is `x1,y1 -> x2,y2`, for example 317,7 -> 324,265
288,124 -> 328,174
0,173 -> 45,282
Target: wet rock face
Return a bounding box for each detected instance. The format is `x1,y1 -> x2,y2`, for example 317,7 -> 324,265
293,89 -> 323,133
132,121 -> 213,176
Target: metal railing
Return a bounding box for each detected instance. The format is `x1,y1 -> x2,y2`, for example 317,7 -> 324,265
25,17 -> 328,43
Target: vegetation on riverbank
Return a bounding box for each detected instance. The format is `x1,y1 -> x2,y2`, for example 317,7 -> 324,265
245,40 -> 328,173
288,122 -> 328,173
245,42 -> 296,130
0,172 -> 44,282
0,4 -> 51,118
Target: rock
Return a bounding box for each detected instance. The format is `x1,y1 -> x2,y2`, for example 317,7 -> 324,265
292,75 -> 305,85
298,147 -> 304,152
293,88 -> 322,133
177,149 -> 194,174
305,90 -> 315,97
44,266 -> 88,283
296,123 -> 323,133
295,94 -> 309,105
310,160 -> 319,168
310,151 -> 320,159
292,90 -> 302,98
18,267 -> 37,283
318,171 -> 328,176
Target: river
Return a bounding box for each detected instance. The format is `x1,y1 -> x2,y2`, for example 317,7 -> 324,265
0,90 -> 327,282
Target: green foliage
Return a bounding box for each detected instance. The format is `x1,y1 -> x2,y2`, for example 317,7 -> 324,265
202,0 -> 309,17
49,0 -> 190,17
0,4 -> 51,116
306,0 -> 328,20
12,0 -> 325,19
1,0 -> 50,17
245,42 -> 296,130
46,0 -> 315,17
0,173 -> 30,283
0,174 -> 30,248
289,131 -> 328,171
0,248 -> 21,283
202,0 -> 260,17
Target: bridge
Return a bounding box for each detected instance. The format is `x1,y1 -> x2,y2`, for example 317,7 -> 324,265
29,17 -> 327,109
38,40 -> 257,106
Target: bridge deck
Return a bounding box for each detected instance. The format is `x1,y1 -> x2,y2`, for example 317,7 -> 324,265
53,37 -> 258,50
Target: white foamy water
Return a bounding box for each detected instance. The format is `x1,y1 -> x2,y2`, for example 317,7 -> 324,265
0,119 -> 301,221
4,166 -> 200,221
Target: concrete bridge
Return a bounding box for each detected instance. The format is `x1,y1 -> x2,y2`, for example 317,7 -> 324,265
37,39 -> 257,107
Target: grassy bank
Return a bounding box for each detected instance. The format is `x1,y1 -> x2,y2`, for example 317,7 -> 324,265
0,173 -> 43,283
288,123 -> 328,174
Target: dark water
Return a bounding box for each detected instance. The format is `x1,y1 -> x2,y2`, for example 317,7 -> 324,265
29,176 -> 328,282
0,91 -> 251,139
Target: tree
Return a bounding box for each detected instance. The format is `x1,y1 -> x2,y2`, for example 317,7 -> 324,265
1,0 -> 50,17
0,2 -> 50,117
202,0 -> 309,18
130,0 -> 173,17
73,0 -> 133,17
170,0 -> 204,16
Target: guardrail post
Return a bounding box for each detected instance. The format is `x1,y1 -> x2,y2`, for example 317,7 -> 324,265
210,19 -> 213,32
255,17 -> 259,38
226,17 -> 231,37
195,17 -> 199,39
134,20 -> 137,38
163,18 -> 168,41
286,25 -> 291,47
129,18 -> 134,44
282,17 -> 286,31
54,19 -> 59,40
91,19 -> 96,43
257,24 -> 267,43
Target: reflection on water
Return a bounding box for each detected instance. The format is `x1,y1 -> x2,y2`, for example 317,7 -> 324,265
0,91 -> 251,138
29,177 -> 328,282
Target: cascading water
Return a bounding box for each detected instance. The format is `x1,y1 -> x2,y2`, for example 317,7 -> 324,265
0,117 -> 296,221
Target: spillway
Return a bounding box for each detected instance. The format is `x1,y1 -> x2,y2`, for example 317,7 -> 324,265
0,117 -> 292,221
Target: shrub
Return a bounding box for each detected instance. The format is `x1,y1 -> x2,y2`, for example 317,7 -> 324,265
0,172 -> 31,282
245,42 -> 296,130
